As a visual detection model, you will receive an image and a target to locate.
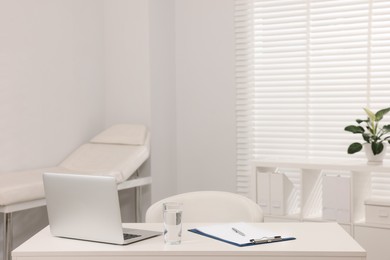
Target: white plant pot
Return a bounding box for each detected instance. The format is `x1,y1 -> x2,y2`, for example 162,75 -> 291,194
364,143 -> 388,164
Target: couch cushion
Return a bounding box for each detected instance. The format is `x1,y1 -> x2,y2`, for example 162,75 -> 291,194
90,124 -> 147,145
59,143 -> 149,182
0,167 -> 70,206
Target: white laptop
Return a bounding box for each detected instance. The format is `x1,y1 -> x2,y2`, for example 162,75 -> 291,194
43,172 -> 161,245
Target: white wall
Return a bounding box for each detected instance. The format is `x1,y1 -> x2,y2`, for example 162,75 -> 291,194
0,0 -> 106,253
0,0 -> 105,173
148,0 -> 236,200
149,0 -> 177,202
175,0 -> 236,193
103,0 -> 151,127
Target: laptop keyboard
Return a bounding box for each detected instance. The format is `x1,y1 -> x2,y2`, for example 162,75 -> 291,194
123,233 -> 141,240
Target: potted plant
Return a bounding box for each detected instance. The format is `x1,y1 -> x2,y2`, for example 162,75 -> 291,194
344,107 -> 390,163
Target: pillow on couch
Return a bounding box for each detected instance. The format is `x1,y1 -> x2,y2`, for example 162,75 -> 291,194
90,124 -> 147,145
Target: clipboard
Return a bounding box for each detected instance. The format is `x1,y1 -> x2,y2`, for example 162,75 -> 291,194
188,223 -> 296,247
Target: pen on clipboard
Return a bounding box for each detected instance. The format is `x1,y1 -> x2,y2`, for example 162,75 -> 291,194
250,236 -> 282,244
232,227 -> 246,236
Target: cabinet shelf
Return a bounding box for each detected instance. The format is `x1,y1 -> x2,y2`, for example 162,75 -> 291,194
250,158 -> 377,226
251,158 -> 390,260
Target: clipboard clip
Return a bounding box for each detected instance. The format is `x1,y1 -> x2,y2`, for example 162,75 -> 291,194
250,236 -> 282,244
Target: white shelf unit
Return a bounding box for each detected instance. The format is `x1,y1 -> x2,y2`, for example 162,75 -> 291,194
251,159 -> 390,260
251,160 -> 390,230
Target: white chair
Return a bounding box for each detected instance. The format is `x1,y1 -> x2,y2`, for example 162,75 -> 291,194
145,191 -> 263,223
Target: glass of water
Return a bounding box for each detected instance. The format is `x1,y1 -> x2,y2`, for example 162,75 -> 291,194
163,202 -> 183,245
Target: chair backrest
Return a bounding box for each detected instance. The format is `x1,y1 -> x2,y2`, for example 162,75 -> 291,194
145,191 -> 263,223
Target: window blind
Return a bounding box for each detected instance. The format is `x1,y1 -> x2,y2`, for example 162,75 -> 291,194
370,0 -> 390,200
235,0 -> 390,198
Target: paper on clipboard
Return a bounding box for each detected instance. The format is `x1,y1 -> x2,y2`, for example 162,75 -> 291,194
189,222 -> 295,247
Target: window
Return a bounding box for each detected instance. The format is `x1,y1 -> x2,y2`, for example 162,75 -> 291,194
235,0 -> 390,198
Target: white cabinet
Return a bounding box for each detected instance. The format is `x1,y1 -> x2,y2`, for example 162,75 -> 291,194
354,224 -> 390,260
251,159 -> 390,260
365,199 -> 390,225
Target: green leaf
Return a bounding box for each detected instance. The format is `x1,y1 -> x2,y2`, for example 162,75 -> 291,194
383,125 -> 390,132
347,143 -> 363,154
375,107 -> 390,121
372,142 -> 384,155
363,133 -> 371,142
344,125 -> 365,134
364,107 -> 376,122
356,119 -> 366,124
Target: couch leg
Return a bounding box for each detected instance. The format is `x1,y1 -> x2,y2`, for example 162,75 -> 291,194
3,212 -> 12,260
135,170 -> 141,223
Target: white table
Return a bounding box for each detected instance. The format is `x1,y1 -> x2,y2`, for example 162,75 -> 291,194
12,222 -> 366,260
